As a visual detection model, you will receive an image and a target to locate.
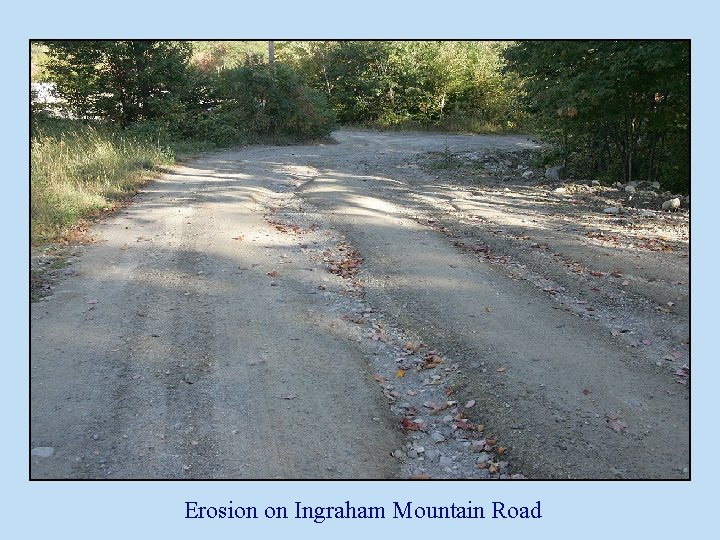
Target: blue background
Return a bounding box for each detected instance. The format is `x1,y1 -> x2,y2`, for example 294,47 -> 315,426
6,1 -> 711,537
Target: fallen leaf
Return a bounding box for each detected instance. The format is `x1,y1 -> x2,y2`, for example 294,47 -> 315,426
582,389 -> 591,395
465,400 -> 476,408
396,369 -> 406,378
232,235 -> 244,241
267,271 -> 278,278
401,417 -> 423,431
496,367 -> 507,373
373,374 -> 386,384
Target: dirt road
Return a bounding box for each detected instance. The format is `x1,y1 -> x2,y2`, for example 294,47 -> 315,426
31,129 -> 689,479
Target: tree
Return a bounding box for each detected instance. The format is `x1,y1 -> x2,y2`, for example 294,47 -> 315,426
503,40 -> 689,191
44,40 -> 193,127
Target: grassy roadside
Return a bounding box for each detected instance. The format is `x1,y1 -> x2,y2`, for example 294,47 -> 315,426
30,118 -> 219,245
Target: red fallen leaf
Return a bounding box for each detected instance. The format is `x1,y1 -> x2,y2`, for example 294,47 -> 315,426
267,271 -> 278,278
401,417 -> 423,431
373,374 -> 386,384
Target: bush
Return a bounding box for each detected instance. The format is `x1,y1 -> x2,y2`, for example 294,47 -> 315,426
179,62 -> 335,145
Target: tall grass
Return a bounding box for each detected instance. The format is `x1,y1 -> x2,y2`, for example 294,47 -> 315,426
31,119 -> 175,244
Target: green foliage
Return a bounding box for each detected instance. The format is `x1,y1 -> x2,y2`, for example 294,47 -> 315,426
31,42 -> 51,82
39,40 -> 333,146
503,40 -> 689,192
43,40 -> 193,127
190,41 -> 268,72
179,62 -> 335,145
278,40 -> 526,132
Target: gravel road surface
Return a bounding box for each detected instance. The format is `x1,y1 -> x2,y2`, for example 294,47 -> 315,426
31,129 -> 689,479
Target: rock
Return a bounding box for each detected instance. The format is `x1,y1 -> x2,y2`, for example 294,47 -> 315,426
31,446 -> 55,458
392,449 -> 403,458
625,185 -> 636,194
407,449 -> 418,459
639,209 -> 654,217
424,449 -> 440,462
662,197 -> 681,211
92,434 -> 99,441
651,181 -> 661,189
430,431 -> 446,443
553,187 -> 567,194
521,170 -> 534,179
591,180 -> 601,186
478,469 -> 490,479
603,207 -> 620,214
439,455 -> 453,467
614,182 -> 624,188
476,452 -> 492,464
545,165 -> 565,180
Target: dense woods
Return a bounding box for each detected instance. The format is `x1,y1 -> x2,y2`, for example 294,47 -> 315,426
31,40 -> 689,243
